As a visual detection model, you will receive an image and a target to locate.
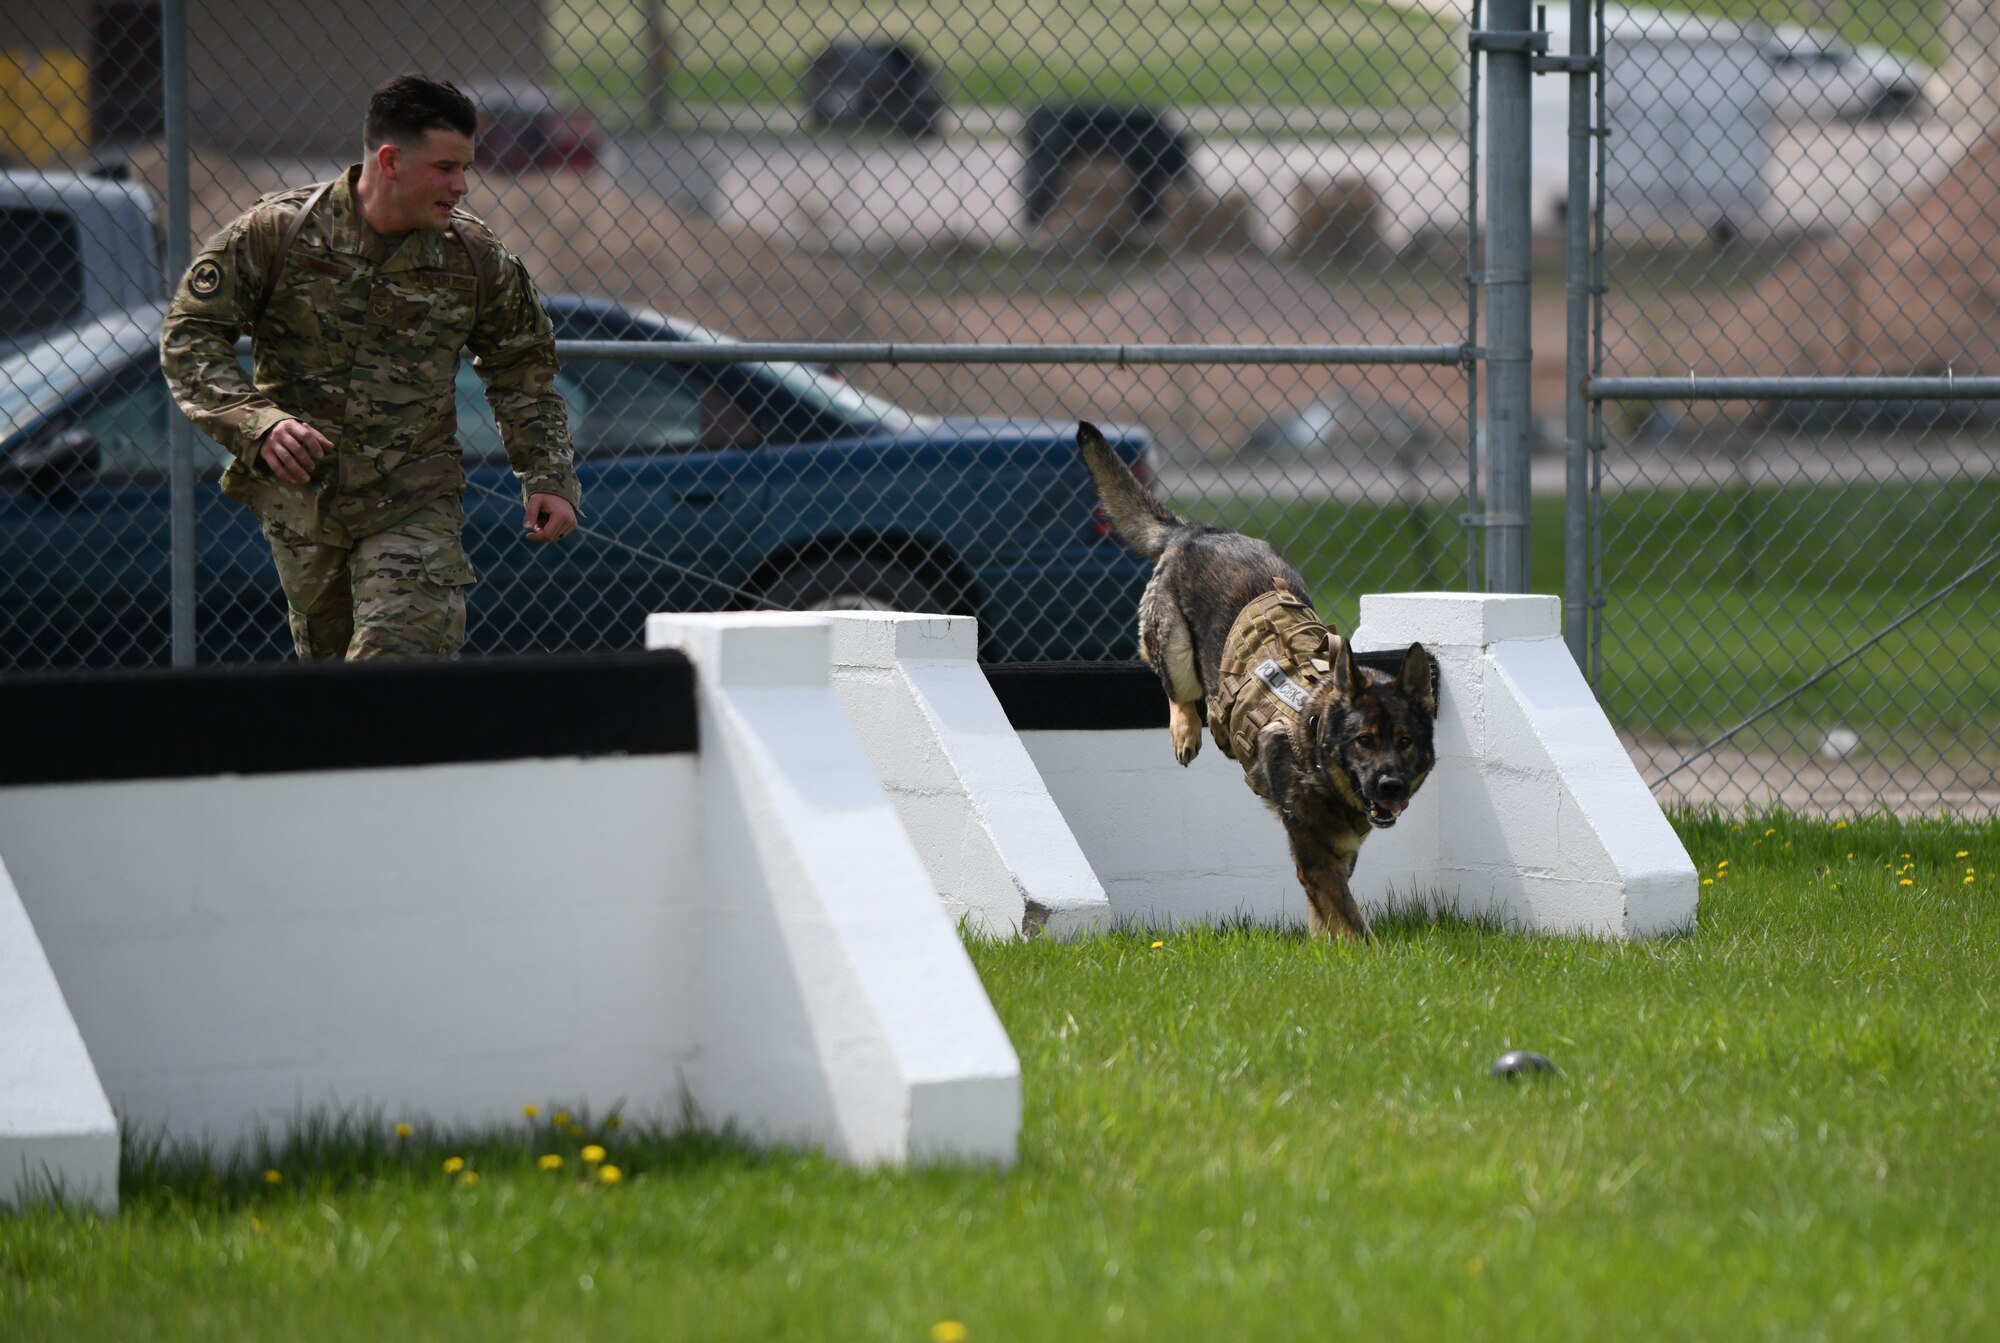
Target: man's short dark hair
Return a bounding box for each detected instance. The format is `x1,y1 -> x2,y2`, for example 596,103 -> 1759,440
364,74 -> 477,150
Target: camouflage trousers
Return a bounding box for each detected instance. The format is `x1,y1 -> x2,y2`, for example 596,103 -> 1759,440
260,494 -> 476,660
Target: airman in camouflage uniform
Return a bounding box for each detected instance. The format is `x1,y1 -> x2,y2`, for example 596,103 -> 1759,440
160,74 -> 580,660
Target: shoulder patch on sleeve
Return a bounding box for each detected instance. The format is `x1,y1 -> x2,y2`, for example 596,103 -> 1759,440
188,258 -> 224,296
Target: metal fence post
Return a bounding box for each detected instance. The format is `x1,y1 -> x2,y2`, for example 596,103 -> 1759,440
1481,0 -> 1535,594
1562,0 -> 1594,664
162,0 -> 195,665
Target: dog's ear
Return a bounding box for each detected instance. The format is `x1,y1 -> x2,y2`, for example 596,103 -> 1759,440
1399,641 -> 1437,717
1326,633 -> 1364,700
1077,421 -> 1104,448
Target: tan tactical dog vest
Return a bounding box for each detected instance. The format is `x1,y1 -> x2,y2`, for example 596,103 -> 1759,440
1210,581 -> 1337,763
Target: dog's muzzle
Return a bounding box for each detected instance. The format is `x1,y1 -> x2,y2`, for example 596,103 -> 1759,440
1367,777 -> 1410,829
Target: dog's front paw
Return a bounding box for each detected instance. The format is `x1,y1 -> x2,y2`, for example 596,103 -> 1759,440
1169,700 -> 1202,767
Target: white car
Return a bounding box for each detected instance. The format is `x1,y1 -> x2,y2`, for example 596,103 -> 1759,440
1760,24 -> 1931,122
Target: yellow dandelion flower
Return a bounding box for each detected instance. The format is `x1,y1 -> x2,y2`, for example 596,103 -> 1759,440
567,1123 -> 585,1138
1717,860 -> 1729,869
581,1144 -> 607,1164
553,1111 -> 572,1127
1151,940 -> 1164,949
1900,879 -> 1914,887
522,1104 -> 541,1120
442,1156 -> 466,1175
538,1154 -> 564,1171
1902,852 -> 1912,859
459,1171 -> 480,1187
1834,820 -> 1848,830
1966,876 -> 1976,885
932,1322 -> 969,1343
1764,828 -> 1777,837
596,1164 -> 623,1185
393,1122 -> 413,1139
262,1169 -> 282,1186
1956,850 -> 1970,859
1702,879 -> 1713,886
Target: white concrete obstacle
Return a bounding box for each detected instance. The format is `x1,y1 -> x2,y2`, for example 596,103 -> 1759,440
643,613 -> 1020,1165
821,612 -> 1110,938
1009,594 -> 1696,937
1,853 -> 118,1213
1350,593 -> 1698,937
0,632 -> 1022,1210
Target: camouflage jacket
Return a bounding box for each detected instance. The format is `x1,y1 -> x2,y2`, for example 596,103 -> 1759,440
1210,583 -> 1336,765
159,167 -> 580,541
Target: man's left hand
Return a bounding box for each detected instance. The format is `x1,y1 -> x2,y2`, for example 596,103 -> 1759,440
524,493 -> 578,542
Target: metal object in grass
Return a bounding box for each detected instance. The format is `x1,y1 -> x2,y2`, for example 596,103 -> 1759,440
1491,1050 -> 1559,1080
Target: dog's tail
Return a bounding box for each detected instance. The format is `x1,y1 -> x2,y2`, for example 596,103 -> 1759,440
1076,420 -> 1182,560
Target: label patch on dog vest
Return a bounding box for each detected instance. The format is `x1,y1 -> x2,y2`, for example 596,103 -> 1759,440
1253,658 -> 1311,713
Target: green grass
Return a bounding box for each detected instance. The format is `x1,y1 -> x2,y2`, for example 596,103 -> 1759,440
548,0 -> 1464,119
5,813 -> 1997,1339
542,0 -> 1949,124
1175,474 -> 2000,757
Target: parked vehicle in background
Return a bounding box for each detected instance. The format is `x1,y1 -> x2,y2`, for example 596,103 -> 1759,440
0,170 -> 162,355
464,80 -> 602,172
1759,24 -> 1931,122
0,294 -> 1153,669
1241,390 -> 1433,465
803,39 -> 945,138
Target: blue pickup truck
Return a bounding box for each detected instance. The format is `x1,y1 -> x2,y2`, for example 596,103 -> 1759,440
0,293 -> 1153,668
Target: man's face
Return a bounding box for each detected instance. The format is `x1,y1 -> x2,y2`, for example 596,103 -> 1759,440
379,128 -> 475,232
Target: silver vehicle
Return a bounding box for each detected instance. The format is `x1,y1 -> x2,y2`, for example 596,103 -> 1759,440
0,170 -> 164,354
1760,24 -> 1931,122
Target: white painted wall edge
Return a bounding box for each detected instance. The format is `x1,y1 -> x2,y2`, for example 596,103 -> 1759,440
648,613 -> 1021,1165
1352,592 -> 1699,938
0,853 -> 118,1213
824,612 -> 1111,940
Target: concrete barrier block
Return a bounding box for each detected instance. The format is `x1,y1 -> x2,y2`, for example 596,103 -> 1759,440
1018,729 -> 1299,929
1,855 -> 117,1212
645,610 -> 832,687
1357,591 -> 1561,647
650,612 -> 1022,1164
825,612 -> 1111,939
1355,592 -> 1697,939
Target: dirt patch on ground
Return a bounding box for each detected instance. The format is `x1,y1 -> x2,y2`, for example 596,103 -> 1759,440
1703,127 -> 2000,379
128,144 -> 869,337
1624,733 -> 2000,818
133,143 -> 1635,456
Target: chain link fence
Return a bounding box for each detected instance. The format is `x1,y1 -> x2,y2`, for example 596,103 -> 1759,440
1,1 -> 1994,816
1578,1 -> 2000,816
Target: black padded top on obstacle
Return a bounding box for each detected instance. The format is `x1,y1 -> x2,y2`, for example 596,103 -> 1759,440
984,651 -> 1439,733
0,649 -> 697,786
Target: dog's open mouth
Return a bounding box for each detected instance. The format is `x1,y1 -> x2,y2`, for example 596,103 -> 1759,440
1367,798 -> 1407,829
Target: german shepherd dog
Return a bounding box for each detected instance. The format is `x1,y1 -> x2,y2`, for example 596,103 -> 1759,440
1076,421 -> 1437,940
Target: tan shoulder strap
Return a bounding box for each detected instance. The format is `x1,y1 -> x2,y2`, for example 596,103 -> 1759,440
251,179 -> 334,328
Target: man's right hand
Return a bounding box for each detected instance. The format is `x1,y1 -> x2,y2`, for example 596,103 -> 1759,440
260,419 -> 333,485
